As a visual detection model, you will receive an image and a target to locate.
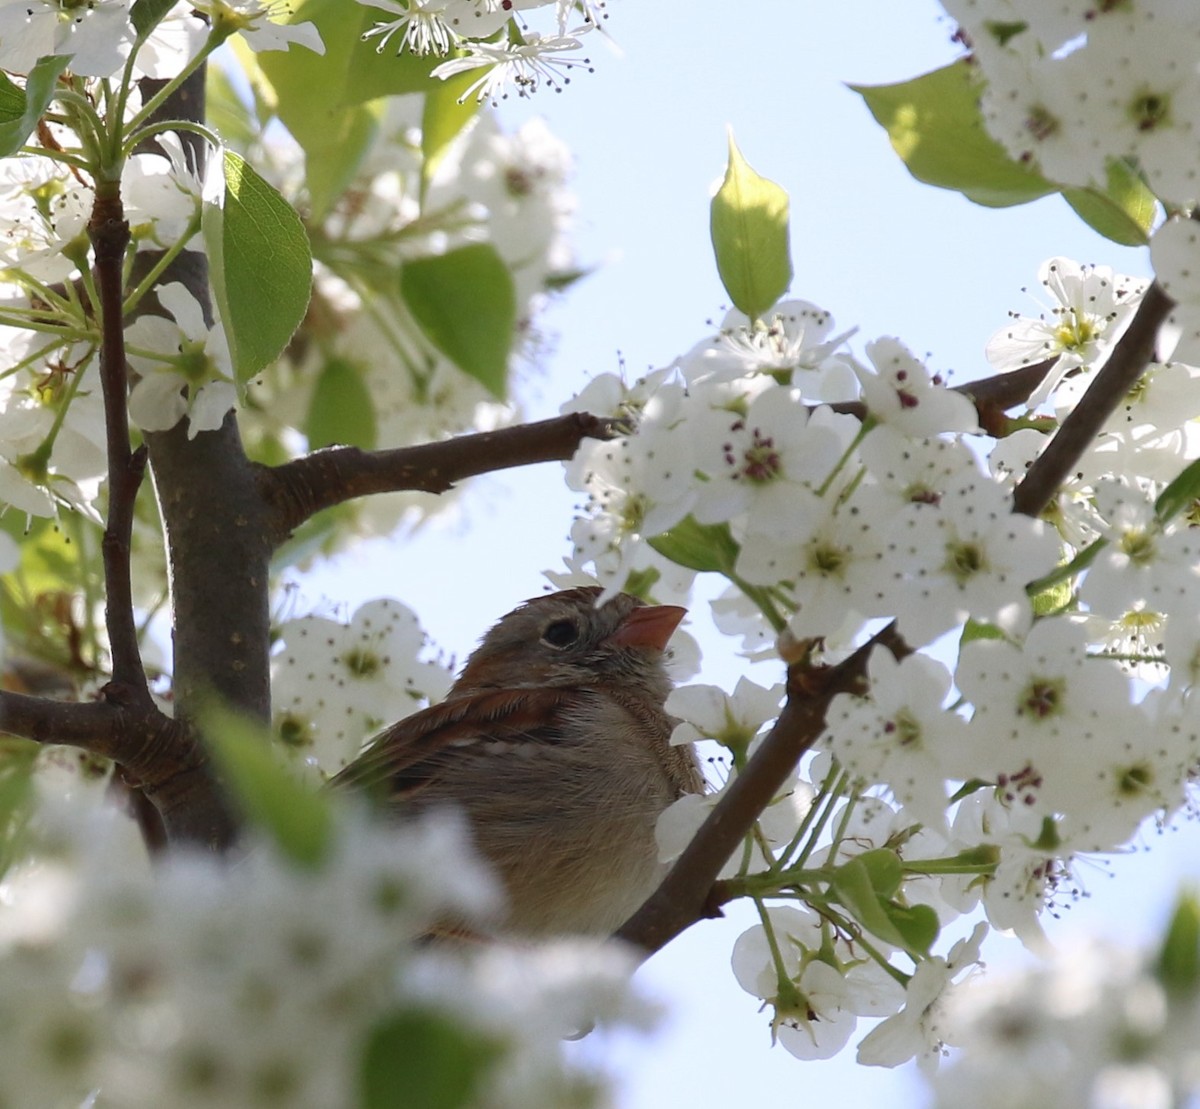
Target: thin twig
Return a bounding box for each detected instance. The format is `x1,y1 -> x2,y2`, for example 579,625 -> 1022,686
820,358 -> 1058,423
89,183 -> 151,704
954,356 -> 1058,409
1012,283 -> 1175,519
614,622 -> 909,957
261,412 -> 622,544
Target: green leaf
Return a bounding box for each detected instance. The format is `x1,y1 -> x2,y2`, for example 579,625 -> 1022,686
202,702 -> 332,868
307,358 -> 378,449
205,65 -> 262,153
710,132 -> 792,320
421,70 -> 481,201
982,20 -> 1029,48
854,62 -> 1161,241
269,502 -> 354,571
252,4 -> 385,223
830,851 -> 940,956
1031,814 -> 1063,852
258,0 -> 439,116
130,0 -> 177,42
359,1008 -> 504,1109
202,150 -> 313,385
852,62 -> 1059,208
0,740 -> 38,880
255,0 -> 475,217
1061,159 -> 1158,247
959,619 -> 1007,647
311,105 -> 382,222
1155,892 -> 1200,995
399,244 -> 515,398
1029,572 -> 1073,617
543,265 -> 594,292
648,517 -> 741,575
621,565 -> 662,602
830,854 -> 909,950
0,72 -> 23,121
1024,539 -> 1105,600
883,902 -> 939,956
226,37 -> 279,130
1155,456 -> 1200,524
849,848 -> 904,899
0,55 -> 72,159
907,842 -> 1000,874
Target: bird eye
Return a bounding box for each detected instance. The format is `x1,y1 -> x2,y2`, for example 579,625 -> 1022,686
541,619 -> 580,649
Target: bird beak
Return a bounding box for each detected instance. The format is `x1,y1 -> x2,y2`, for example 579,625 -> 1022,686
606,604 -> 687,651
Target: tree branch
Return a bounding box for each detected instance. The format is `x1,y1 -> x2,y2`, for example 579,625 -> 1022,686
614,622 -> 909,957
89,184 -> 151,705
260,412 -> 622,544
132,68 -> 251,849
825,356 -> 1058,423
0,689 -> 236,850
955,356 -> 1058,409
259,361 -> 1057,550
1,690 -> 180,785
1012,283 -> 1175,519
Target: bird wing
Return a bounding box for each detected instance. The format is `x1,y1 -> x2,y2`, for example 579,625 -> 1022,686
328,686 -> 583,802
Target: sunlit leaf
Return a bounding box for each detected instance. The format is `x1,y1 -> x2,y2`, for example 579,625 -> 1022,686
710,132 -> 792,319
1061,158 -> 1158,247
421,69 -> 481,200
852,62 -> 1057,208
203,151 -> 312,384
130,0 -> 176,42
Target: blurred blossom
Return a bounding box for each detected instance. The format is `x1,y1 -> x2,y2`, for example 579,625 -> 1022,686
0,801 -> 640,1107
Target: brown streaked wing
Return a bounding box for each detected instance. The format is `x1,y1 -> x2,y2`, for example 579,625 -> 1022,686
329,686 -> 582,800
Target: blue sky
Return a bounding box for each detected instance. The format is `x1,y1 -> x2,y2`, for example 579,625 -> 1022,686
302,2 -> 1200,1105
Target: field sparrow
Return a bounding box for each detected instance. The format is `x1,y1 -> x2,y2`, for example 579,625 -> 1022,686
332,586 -> 704,936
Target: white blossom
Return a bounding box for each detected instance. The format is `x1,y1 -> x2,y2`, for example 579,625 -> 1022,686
272,598 -> 452,777
125,283 -> 236,438
0,0 -> 133,78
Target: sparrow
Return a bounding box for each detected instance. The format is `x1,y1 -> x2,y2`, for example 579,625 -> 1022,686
332,586 -> 705,937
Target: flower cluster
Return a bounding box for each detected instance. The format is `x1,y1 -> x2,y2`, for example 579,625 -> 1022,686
0,800 -> 640,1108
0,133 -> 204,513
0,0 -> 576,542
944,0 -> 1200,208
563,257 -> 1200,1065
928,925 -> 1200,1108
564,297 -> 1046,650
356,0 -> 606,103
271,598 -> 452,779
0,0 -> 321,84
0,0 -> 288,507
941,2 -> 1200,352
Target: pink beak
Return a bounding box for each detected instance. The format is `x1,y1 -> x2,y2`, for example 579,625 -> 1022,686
606,604 -> 687,651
